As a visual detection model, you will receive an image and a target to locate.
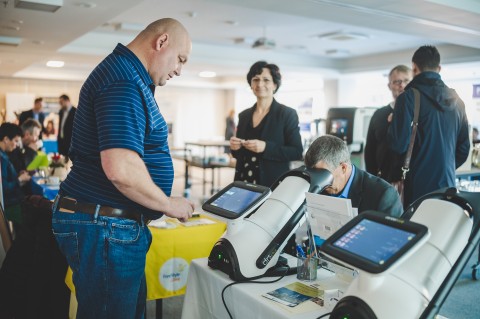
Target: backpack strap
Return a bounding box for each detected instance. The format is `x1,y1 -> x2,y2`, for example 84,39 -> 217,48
402,88 -> 421,180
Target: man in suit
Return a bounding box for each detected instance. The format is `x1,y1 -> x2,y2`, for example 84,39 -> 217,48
305,134 -> 403,217
19,97 -> 46,138
364,65 -> 412,183
57,94 -> 76,160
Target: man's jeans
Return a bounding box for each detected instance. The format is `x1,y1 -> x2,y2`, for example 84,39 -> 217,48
52,205 -> 152,319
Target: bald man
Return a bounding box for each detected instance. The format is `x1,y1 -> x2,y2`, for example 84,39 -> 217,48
52,18 -> 194,319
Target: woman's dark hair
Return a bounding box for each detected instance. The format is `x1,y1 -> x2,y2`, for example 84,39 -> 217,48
0,123 -> 23,140
246,61 -> 282,93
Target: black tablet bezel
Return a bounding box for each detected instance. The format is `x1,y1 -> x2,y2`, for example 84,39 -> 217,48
202,181 -> 271,219
320,211 -> 428,274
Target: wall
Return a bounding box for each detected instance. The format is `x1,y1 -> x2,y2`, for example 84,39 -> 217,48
155,86 -> 229,148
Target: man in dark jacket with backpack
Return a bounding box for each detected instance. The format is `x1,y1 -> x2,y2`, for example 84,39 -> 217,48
388,45 -> 470,207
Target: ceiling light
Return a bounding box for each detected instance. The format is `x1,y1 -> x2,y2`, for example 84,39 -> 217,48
199,71 -> 216,78
0,36 -> 22,46
315,31 -> 369,41
115,22 -> 144,32
46,60 -> 64,68
226,20 -> 239,26
74,2 -> 96,8
14,0 -> 63,12
252,37 -> 276,50
325,49 -> 350,57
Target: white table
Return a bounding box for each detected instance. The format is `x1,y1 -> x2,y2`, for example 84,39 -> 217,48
181,257 -> 340,319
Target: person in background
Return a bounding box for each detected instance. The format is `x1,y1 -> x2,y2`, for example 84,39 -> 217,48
224,109 -> 236,153
51,18 -> 194,319
388,45 -> 470,207
0,123 -> 31,229
8,118 -> 42,174
19,97 -> 46,138
473,127 -> 479,145
306,134 -> 403,217
57,94 -> 76,161
230,61 -> 303,187
44,120 -> 56,139
365,65 -> 412,183
225,109 -> 236,141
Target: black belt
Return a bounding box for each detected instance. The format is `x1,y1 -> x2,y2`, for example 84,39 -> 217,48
57,196 -> 146,224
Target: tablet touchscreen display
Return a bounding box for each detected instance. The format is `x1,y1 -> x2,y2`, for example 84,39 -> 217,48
202,181 -> 270,219
320,211 -> 428,273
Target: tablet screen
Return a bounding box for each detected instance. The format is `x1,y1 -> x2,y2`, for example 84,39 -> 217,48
321,211 -> 428,273
210,186 -> 262,214
202,181 -> 270,219
332,219 -> 416,265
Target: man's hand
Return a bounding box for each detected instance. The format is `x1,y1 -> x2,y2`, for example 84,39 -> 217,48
165,196 -> 195,222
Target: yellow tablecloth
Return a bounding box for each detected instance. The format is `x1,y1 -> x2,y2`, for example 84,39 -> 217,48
65,215 -> 226,300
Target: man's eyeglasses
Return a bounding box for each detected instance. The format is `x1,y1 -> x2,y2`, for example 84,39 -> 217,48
390,79 -> 410,86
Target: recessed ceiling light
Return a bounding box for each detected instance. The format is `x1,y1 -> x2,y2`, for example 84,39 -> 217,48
1,25 -> 21,31
315,31 -> 369,41
199,71 -> 216,78
46,60 -> 65,68
226,20 -> 239,26
115,22 -> 144,32
74,2 -> 96,8
325,49 -> 350,57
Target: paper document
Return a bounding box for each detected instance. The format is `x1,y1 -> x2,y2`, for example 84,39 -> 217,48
305,192 -> 358,240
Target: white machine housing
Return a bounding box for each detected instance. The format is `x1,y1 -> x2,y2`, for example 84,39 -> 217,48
208,168 -> 333,280
325,197 -> 473,319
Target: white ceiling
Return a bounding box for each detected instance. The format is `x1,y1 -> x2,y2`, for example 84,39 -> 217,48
1,0 -> 480,83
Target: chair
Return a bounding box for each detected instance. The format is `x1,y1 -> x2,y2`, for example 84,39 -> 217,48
0,161 -> 14,267
0,195 -> 70,319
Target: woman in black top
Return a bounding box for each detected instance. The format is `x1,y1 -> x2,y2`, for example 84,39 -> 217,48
230,61 -> 303,187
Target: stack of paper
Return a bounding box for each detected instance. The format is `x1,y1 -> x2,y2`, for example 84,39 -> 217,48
305,192 -> 358,240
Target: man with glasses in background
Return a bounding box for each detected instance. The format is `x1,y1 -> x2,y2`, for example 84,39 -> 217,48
365,65 -> 412,183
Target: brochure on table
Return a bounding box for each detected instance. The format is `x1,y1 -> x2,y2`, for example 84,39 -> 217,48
261,276 -> 350,314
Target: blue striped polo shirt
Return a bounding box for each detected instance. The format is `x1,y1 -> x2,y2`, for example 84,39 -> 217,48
60,43 -> 173,220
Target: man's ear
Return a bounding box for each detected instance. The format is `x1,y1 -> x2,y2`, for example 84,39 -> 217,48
156,33 -> 169,50
412,62 -> 420,76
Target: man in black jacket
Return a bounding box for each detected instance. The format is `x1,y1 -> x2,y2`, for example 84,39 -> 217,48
305,134 -> 403,217
57,94 -> 76,160
364,65 -> 412,182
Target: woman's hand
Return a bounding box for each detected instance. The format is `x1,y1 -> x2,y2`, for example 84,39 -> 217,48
242,139 -> 266,153
230,137 -> 243,151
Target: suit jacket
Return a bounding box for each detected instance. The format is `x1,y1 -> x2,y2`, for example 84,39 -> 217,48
232,99 -> 303,187
19,109 -> 46,138
364,105 -> 403,183
347,167 -> 403,217
57,107 -> 76,156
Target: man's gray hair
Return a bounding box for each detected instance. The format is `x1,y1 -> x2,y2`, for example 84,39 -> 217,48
304,135 -> 351,171
21,118 -> 42,135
